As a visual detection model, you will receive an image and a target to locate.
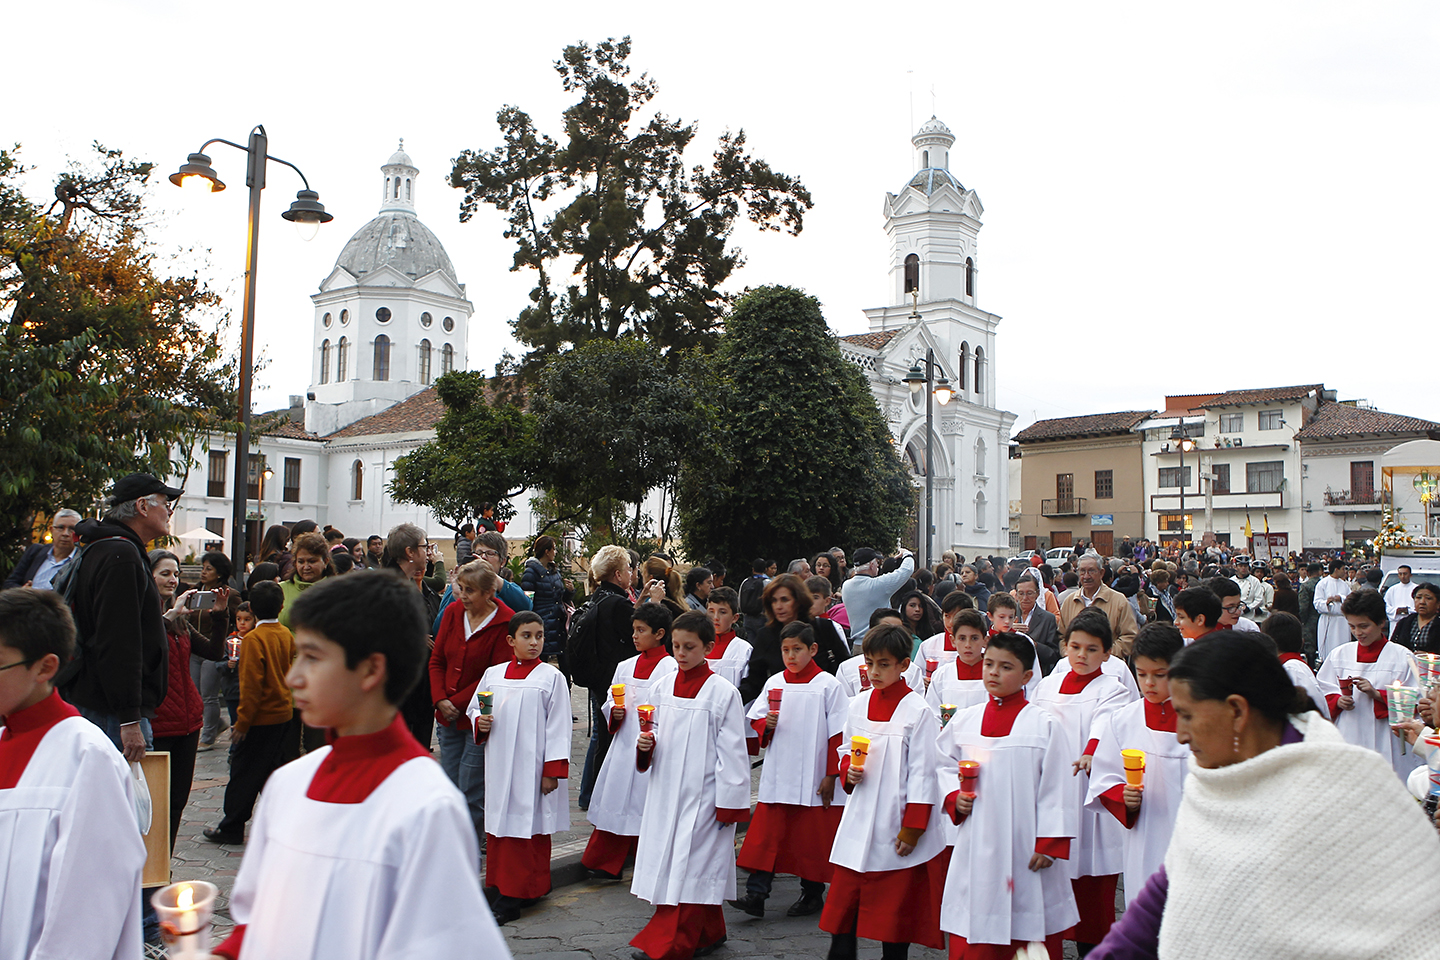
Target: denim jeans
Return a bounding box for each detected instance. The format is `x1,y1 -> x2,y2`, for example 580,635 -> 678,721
578,688 -> 612,809
190,654 -> 226,742
436,722 -> 485,860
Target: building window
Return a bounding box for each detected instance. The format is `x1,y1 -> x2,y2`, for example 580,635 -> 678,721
975,492 -> 987,531
351,460 -> 364,500
336,336 -> 349,381
419,339 -> 432,385
375,306 -> 392,324
975,437 -> 987,476
959,343 -> 968,391
904,253 -> 919,294
1094,469 -> 1113,499
373,334 -> 391,381
207,450 -> 227,498
1220,413 -> 1242,433
442,316 -> 455,333
1158,466 -> 1192,488
1258,409 -> 1283,430
442,343 -> 454,374
1246,460 -> 1284,493
1159,514 -> 1193,533
283,457 -> 301,503
974,347 -> 984,397
340,308 -> 349,325
1212,462 -> 1231,494
965,257 -> 974,297
406,178 -> 411,200
320,339 -> 330,384
322,311 -> 332,328
420,311 -> 433,328
1351,461 -> 1375,502
205,517 -> 224,538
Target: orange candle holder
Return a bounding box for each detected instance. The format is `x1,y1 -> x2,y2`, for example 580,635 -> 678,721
611,683 -> 626,707
850,735 -> 870,769
925,657 -> 939,678
768,688 -> 783,713
1122,748 -> 1146,787
858,664 -> 871,690
958,759 -> 979,797
637,704 -> 655,732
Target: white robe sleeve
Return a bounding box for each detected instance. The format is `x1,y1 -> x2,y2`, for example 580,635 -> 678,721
1083,711 -> 1125,813
713,682 -> 753,813
1037,714 -> 1078,844
545,669 -> 572,766
904,705 -> 942,807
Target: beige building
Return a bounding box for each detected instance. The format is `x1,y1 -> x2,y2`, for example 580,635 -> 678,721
1014,411 -> 1152,554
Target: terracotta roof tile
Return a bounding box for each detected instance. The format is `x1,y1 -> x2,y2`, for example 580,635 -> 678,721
258,418 -> 322,441
1013,410 -> 1154,443
327,387 -> 445,439
1203,384 -> 1323,407
838,330 -> 901,351
1294,403 -> 1440,440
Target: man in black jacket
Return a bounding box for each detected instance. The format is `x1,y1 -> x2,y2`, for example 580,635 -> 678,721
3,509 -> 81,590
62,473 -> 177,763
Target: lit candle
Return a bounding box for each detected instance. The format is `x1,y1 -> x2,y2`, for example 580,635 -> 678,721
152,880 -> 218,959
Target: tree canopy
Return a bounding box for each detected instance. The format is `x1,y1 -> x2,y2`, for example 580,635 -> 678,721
451,37 -> 812,367
676,286 -> 914,569
0,144 -> 234,576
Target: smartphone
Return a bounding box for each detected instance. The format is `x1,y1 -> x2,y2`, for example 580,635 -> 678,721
186,591 -> 216,611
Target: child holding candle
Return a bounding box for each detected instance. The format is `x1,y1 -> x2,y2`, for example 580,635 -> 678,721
1084,623 -> 1191,908
0,589 -> 146,960
838,610 -> 925,698
211,571 -> 509,959
938,631 -> 1078,960
731,622 -> 849,919
631,610 -> 750,960
924,609 -> 991,718
582,602 -> 677,881
821,624 -> 947,959
469,611 -> 571,925
1031,609 -> 1129,954
918,591 -> 978,678
1315,589 -> 1424,780
705,587 -> 753,690
215,601 -> 257,730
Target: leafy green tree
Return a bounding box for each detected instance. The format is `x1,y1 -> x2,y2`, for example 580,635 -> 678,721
451,37 -> 812,366
676,286 -> 914,570
0,144 -> 234,576
388,370 -> 538,529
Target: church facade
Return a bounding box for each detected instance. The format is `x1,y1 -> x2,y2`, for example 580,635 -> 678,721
168,122 -> 1016,561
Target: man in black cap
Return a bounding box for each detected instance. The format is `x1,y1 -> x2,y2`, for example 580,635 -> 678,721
62,473 -> 179,762
840,545 -> 915,635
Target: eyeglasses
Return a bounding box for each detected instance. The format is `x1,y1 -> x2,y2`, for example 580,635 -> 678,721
147,495 -> 176,514
0,658 -> 37,673
1221,603 -> 1244,613
476,549 -> 500,559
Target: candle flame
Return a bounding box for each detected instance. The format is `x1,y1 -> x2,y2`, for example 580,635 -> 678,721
177,884 -> 194,910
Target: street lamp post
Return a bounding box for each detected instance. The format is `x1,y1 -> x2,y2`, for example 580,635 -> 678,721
170,126 -> 332,579
903,349 -> 954,571
1171,424 -> 1196,547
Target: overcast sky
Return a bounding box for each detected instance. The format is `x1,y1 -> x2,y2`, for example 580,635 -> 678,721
9,1 -> 1438,433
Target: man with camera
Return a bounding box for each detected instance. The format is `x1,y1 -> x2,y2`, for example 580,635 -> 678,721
61,473 -> 179,762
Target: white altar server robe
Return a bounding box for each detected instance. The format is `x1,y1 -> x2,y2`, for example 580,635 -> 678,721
924,663 -> 990,719
937,701 -> 1079,944
468,660 -> 571,837
1316,640 -> 1422,779
588,653 -> 678,836
1050,654 -> 1141,702
836,654 -> 924,699
745,669 -> 848,807
707,637 -> 752,690
1313,575 -> 1352,660
1281,655 -> 1329,719
631,670 -> 751,906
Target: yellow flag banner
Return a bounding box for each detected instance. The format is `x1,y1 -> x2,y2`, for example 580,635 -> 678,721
1244,513 -> 1253,541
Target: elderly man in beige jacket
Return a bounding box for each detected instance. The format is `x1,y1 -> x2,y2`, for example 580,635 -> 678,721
1058,554 -> 1140,657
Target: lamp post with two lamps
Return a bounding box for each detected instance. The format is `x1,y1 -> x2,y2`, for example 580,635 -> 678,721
170,126 -> 332,578
1171,424 -> 1196,548
903,349 -> 954,570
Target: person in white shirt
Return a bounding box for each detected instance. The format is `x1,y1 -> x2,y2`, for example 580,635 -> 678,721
839,548 -> 914,635
1233,560 -> 1267,620
1384,565 -> 1418,635
1313,560 -> 1353,660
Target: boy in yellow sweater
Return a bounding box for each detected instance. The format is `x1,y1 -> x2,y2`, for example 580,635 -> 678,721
203,580 -> 296,844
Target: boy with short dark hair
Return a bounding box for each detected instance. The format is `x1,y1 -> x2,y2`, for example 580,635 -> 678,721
918,591 -> 977,675
987,592 -> 1044,699
924,608 -> 990,715
1171,586 -> 1222,644
1262,611 -> 1326,715
1208,576 -> 1259,632
821,624 -> 947,959
212,571 -> 508,958
0,588 -> 145,959
1084,622 -> 1191,907
838,611 -> 923,697
705,586 -> 752,689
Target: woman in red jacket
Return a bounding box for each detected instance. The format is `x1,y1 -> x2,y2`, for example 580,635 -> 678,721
148,549 -> 229,848
430,560 -> 514,854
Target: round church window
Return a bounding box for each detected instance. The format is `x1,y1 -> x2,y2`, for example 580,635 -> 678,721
420,311 -> 433,328
340,309 -> 350,325
322,312 -> 332,328
442,316 -> 455,333
376,307 -> 392,323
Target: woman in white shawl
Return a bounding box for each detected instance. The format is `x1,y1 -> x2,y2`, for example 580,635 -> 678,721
1091,632 -> 1440,960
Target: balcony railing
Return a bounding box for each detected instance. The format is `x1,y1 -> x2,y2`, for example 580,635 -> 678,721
1323,487 -> 1379,506
1042,497 -> 1087,517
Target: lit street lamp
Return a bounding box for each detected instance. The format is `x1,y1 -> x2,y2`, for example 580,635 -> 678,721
1171,424 -> 1196,546
171,126 -> 332,578
903,348 -> 954,570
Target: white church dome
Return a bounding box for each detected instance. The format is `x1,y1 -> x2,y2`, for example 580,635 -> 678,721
914,116 -> 954,139
333,142 -> 456,281
906,168 -> 966,196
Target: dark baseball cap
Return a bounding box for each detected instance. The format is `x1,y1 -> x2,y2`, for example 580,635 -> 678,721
109,473 -> 183,505
852,547 -> 882,566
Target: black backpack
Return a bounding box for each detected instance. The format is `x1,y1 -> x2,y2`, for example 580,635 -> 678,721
49,535 -> 142,685
739,575 -> 765,617
565,589 -> 623,689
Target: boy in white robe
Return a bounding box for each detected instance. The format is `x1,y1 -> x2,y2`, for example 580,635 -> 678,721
0,589 -> 144,960
917,591 -> 978,677
212,571 -> 511,960
1031,608 -> 1129,954
1261,612 -> 1329,717
1313,560 -> 1352,661
470,610 -> 571,924
705,587 -> 752,690
1316,588 -> 1423,780
838,610 -> 924,698
1084,623 -> 1191,908
938,631 -> 1078,960
631,611 -> 751,960
924,608 -> 991,718
821,624 -> 948,959
582,602 -> 677,881
986,594 -> 1044,701
1171,586 -> 1223,646
730,622 -> 848,919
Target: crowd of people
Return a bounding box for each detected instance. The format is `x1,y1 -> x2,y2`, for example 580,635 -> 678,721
3,477 -> 1439,960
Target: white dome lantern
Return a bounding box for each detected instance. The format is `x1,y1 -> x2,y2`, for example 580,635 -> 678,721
911,115 -> 955,175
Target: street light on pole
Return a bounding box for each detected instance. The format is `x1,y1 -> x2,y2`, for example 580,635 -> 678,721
170,126 -> 332,580
1171,424 -> 1196,547
903,349 -> 954,571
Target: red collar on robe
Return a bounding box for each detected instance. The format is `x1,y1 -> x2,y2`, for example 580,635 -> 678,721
307,712 -> 429,804
673,660 -> 713,699
1059,664 -> 1105,694
1357,637 -> 1387,663
1143,697 -> 1177,732
943,631 -> 956,651
1278,652 -> 1307,667
980,689 -> 1027,737
953,658 -> 984,680
0,689 -> 79,790
783,660 -> 822,683
867,678 -> 912,721
505,656 -> 544,679
709,631 -> 736,659
634,645 -> 669,680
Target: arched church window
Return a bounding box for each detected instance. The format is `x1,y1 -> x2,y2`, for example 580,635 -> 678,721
384,177 -> 390,199
974,347 -> 984,397
959,343 -> 969,391
441,343 -> 454,375
351,460 -> 364,501
965,257 -> 975,297
394,178 -> 401,199
975,492 -> 987,531
373,335 -> 391,381
904,253 -> 919,295
975,436 -> 987,476
419,339 -> 432,385
336,337 -> 349,381
406,179 -> 412,200
320,339 -> 331,384
923,150 -> 930,168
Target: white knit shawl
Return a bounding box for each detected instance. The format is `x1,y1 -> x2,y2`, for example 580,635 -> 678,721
1160,712 -> 1440,960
